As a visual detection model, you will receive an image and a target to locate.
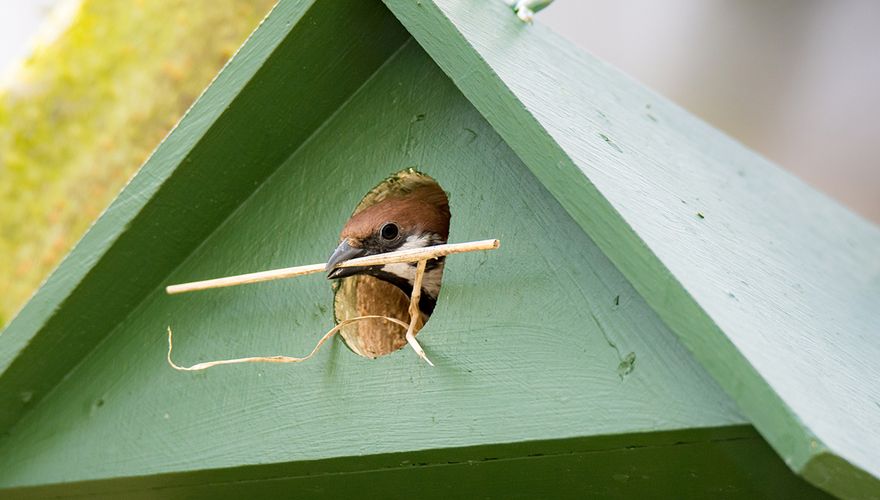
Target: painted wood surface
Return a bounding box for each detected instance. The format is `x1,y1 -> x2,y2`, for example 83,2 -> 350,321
382,0 -> 880,497
7,428 -> 826,499
0,0 -> 409,433
0,35 -> 797,494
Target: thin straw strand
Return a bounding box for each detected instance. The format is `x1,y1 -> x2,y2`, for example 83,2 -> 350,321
167,315 -> 410,371
404,260 -> 433,366
165,239 -> 501,368
166,239 -> 499,295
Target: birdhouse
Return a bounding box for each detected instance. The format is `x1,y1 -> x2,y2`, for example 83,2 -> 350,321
2,1 -> 878,498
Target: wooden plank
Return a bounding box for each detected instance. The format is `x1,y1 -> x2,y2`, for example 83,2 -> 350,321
382,0 -> 880,497
4,428 -> 828,499
0,41 -> 748,490
0,0 -> 410,434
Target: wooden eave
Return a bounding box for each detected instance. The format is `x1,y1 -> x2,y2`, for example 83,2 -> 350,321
0,0 -> 876,497
379,0 -> 880,497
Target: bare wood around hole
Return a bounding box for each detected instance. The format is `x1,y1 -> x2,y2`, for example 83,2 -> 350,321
165,239 -> 500,294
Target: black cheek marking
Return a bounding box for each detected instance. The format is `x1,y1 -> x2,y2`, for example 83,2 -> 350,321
425,257 -> 444,271
369,270 -> 414,296
420,295 -> 437,315
408,257 -> 445,269
362,234 -> 407,256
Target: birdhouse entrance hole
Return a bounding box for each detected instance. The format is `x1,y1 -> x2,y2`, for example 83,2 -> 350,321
332,170 -> 450,358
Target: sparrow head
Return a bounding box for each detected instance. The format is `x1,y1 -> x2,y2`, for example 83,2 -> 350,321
326,183 -> 450,314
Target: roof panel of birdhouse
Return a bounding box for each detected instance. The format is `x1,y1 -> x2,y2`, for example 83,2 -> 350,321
381,0 -> 880,497
0,0 -> 876,497
0,30 -> 775,493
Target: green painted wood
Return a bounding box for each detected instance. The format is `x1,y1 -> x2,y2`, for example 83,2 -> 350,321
382,0 -> 880,497
4,428 -> 828,499
0,38 -> 796,495
0,0 -> 410,434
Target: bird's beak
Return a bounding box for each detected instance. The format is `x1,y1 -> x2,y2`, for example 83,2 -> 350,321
326,239 -> 368,279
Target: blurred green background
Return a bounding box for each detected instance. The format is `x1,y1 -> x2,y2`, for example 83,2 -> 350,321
0,0 -> 275,326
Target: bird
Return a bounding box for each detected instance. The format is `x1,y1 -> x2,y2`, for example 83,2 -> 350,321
325,182 -> 450,317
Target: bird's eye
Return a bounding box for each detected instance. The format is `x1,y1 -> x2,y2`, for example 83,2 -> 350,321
380,222 -> 399,241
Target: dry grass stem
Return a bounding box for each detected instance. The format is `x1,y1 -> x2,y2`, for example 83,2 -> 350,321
166,238 -> 500,369
167,315 -> 410,371
405,259 -> 433,366
166,263 -> 434,369
165,239 -> 499,294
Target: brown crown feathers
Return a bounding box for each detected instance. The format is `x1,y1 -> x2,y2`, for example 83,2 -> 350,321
339,183 -> 450,246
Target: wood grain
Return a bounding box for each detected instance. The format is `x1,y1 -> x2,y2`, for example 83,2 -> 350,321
382,0 -> 880,496
0,0 -> 410,433
0,40 -> 752,493
4,428 -> 828,499
0,0 -> 843,496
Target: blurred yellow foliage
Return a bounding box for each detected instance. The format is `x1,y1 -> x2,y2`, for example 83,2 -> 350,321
0,0 -> 276,327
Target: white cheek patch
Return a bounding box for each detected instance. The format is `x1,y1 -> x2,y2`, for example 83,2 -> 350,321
380,262 -> 444,298
398,234 -> 432,251
380,232 -> 445,297
382,262 -> 417,282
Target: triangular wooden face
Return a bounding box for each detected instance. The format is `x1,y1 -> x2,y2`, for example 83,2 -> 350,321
0,0 -> 412,437
0,36 -> 761,490
0,1 -> 831,497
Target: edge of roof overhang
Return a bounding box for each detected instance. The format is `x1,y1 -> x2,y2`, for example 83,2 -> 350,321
380,0 -> 880,497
